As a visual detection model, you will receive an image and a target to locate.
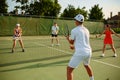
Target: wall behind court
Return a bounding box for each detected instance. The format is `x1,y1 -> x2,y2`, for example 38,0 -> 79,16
0,16 -> 104,36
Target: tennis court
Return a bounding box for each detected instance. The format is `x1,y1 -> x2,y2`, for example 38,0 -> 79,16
0,35 -> 120,80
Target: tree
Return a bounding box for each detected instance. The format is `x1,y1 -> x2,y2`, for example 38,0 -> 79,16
0,0 -> 8,13
61,5 -> 88,19
28,0 -> 53,15
12,0 -> 61,16
61,5 -> 76,18
89,4 -> 104,20
50,0 -> 61,17
75,7 -> 88,19
12,0 -> 29,14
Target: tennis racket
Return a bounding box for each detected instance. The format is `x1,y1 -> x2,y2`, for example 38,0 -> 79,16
13,35 -> 21,40
60,24 -> 70,37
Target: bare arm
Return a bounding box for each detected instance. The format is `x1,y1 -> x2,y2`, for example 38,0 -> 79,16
13,29 -> 16,35
19,28 -> 22,36
66,36 -> 74,50
56,30 -> 59,34
96,30 -> 105,38
56,27 -> 59,34
111,29 -> 120,38
66,36 -> 74,45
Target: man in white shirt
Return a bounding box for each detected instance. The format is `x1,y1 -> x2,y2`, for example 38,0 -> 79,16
51,22 -> 60,46
66,14 -> 94,80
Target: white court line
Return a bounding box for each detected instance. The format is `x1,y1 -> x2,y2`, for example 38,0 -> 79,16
33,42 -> 72,54
34,42 -> 120,69
93,60 -> 120,69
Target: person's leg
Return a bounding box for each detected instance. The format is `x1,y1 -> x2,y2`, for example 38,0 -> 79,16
67,51 -> 85,80
56,37 -> 60,45
67,54 -> 80,80
51,37 -> 54,46
54,35 -> 60,45
67,66 -> 74,80
12,40 -> 16,52
84,65 -> 94,80
102,44 -> 106,57
110,44 -> 117,57
19,39 -> 25,52
51,34 -> 54,46
84,54 -> 94,80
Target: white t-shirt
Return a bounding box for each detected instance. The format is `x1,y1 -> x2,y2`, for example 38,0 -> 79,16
51,26 -> 59,34
70,25 -> 92,55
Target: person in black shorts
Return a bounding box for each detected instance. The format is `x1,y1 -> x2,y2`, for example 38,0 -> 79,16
51,22 -> 60,46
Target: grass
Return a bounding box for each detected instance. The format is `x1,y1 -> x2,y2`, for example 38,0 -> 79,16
0,35 -> 120,80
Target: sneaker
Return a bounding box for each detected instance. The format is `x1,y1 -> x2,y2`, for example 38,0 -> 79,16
90,76 -> 94,80
113,54 -> 117,57
22,49 -> 25,52
51,44 -> 54,47
101,54 -> 105,57
56,44 -> 60,46
12,49 -> 14,53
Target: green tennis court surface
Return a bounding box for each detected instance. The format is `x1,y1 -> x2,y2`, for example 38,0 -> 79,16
0,36 -> 120,80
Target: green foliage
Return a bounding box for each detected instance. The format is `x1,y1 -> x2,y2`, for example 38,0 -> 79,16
51,0 -> 61,17
39,0 -> 61,16
89,4 -> 104,20
112,28 -> 120,33
75,7 -> 88,19
0,0 -> 8,13
12,0 -> 61,17
16,0 -> 28,4
61,5 -> 76,18
61,5 -> 88,19
14,0 -> 29,10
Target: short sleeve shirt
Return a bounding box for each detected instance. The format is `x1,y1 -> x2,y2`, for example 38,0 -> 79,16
70,25 -> 91,55
52,26 -> 59,34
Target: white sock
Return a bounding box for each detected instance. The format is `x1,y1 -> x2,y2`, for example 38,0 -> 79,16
51,44 -> 54,46
101,53 -> 105,57
90,76 -> 94,80
114,53 -> 117,57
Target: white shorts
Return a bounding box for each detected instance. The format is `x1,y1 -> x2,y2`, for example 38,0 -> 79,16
68,52 -> 91,68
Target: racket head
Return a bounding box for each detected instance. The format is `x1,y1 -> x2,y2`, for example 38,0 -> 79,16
60,25 -> 69,37
65,24 -> 70,36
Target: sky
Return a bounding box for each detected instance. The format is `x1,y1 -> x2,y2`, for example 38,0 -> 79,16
7,0 -> 120,19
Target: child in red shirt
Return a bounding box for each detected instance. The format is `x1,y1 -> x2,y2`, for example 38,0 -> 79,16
96,24 -> 120,57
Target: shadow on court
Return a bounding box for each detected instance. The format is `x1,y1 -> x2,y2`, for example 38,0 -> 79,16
0,54 -> 71,72
0,59 -> 69,72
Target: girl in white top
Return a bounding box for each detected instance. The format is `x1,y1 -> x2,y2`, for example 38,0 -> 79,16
66,14 -> 94,80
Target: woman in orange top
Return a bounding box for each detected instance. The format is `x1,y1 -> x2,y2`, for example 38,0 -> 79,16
96,24 -> 120,57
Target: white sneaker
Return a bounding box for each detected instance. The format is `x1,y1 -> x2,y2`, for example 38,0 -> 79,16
113,54 -> 117,57
90,76 -> 94,80
56,44 -> 60,46
51,44 -> 54,47
101,54 -> 105,57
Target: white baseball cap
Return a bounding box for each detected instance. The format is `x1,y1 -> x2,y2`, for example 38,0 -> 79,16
74,14 -> 84,22
16,23 -> 20,27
